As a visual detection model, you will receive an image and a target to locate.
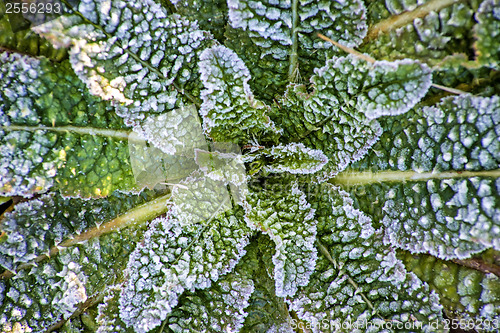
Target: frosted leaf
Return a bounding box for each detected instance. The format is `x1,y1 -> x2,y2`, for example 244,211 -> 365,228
314,55 -> 432,119
0,190 -> 155,329
34,0 -> 213,126
228,0 -> 367,58
194,143 -> 247,186
474,0 -> 500,68
261,143 -> 328,174
288,185 -> 443,332
349,95 -> 500,173
173,0 -> 228,41
170,174 -> 233,226
381,177 -> 500,260
401,252 -> 500,321
128,104 -> 208,189
0,249 -> 91,332
0,189 -> 155,274
347,95 -> 500,260
199,45 -> 282,144
119,208 -> 252,333
166,271 -> 254,332
237,235 -> 296,332
0,52 -> 137,198
246,181 -> 317,297
96,285 -> 134,333
276,82 -> 381,180
364,1 -> 477,63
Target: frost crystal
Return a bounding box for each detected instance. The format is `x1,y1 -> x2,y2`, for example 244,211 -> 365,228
119,208 -> 251,332
246,181 -> 317,297
199,45 -> 282,144
34,0 -> 213,128
288,185 -> 443,332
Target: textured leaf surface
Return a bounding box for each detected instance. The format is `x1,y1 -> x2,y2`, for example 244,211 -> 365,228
363,0 -> 478,64
345,95 -> 500,260
0,190 -> 157,274
0,53 -> 136,198
33,0 -> 213,140
96,285 -> 133,333
401,252 -> 500,321
246,181 -> 317,297
199,45 -> 281,144
0,191 -> 154,332
225,0 -> 367,101
315,55 -> 432,119
166,270 -> 254,332
275,80 -> 380,180
261,143 -> 328,175
474,0 -> 500,68
119,208 -> 252,333
173,0 -> 228,41
240,237 -> 295,333
289,185 -> 443,332
0,13 -> 67,60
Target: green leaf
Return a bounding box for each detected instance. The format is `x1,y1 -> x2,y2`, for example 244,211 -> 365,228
0,190 -> 156,332
0,10 -> 67,60
225,0 -> 367,101
260,143 -> 328,175
401,251 -> 500,321
166,270 -> 254,332
289,185 -> 443,332
172,0 -> 228,42
246,181 -> 317,297
199,45 -> 282,144
314,54 -> 432,119
33,0 -> 214,138
96,285 -> 133,333
119,207 -> 252,332
342,95 -> 500,260
240,236 -> 295,333
0,190 -> 157,274
474,0 -> 500,68
275,82 -> 380,180
363,0 -> 478,64
0,53 -> 137,198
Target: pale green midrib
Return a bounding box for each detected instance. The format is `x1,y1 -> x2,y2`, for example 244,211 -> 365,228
288,0 -> 299,80
1,124 -> 131,140
331,169 -> 500,186
0,192 -> 171,280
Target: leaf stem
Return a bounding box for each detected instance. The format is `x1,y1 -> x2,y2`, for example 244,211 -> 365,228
1,125 -> 131,140
364,0 -> 461,42
317,33 -> 375,64
452,258 -> 500,278
316,238 -> 377,314
0,193 -> 172,280
288,0 -> 300,81
331,169 -> 500,186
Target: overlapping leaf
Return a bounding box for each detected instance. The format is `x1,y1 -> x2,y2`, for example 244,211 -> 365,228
345,95 -> 500,260
225,0 -> 367,101
474,0 -> 500,68
0,191 -> 156,332
119,208 -> 252,333
0,53 -> 136,198
33,0 -> 214,150
259,143 -> 328,175
289,185 -> 443,332
401,252 -> 500,321
363,0 -> 478,64
199,45 -> 282,144
246,181 -> 317,297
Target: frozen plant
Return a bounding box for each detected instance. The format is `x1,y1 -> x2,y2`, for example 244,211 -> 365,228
0,0 -> 499,332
